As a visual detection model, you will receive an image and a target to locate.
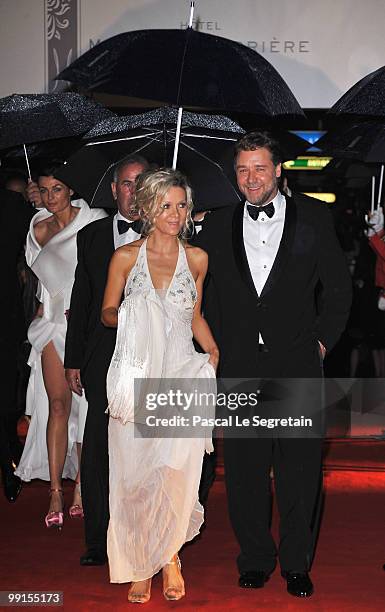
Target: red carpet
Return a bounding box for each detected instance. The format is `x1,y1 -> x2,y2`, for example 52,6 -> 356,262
1,448 -> 385,611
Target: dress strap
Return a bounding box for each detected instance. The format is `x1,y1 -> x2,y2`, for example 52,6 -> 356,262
124,239 -> 151,297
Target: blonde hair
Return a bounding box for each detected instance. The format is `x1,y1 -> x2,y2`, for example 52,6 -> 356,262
135,168 -> 194,238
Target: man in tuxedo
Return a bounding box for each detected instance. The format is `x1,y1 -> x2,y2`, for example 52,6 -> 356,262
195,132 -> 351,597
64,155 -> 149,566
0,188 -> 34,502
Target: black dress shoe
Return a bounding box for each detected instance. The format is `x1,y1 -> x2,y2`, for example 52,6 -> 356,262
239,571 -> 268,589
1,465 -> 22,503
285,572 -> 313,597
80,549 -> 107,566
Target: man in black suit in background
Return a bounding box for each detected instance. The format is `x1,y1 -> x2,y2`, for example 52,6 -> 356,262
0,188 -> 34,502
64,155 -> 149,566
195,132 -> 352,597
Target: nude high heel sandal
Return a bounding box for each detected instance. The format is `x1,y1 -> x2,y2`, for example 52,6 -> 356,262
127,578 -> 152,604
163,555 -> 185,601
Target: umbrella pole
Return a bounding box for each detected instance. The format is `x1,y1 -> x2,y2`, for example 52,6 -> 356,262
23,144 -> 32,180
377,164 -> 384,210
172,107 -> 184,169
172,1 -> 195,169
371,176 -> 376,214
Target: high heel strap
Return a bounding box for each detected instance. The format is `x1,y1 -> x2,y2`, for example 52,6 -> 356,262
165,555 -> 181,568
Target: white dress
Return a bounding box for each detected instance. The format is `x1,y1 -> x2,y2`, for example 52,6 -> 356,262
15,200 -> 107,482
107,239 -> 215,583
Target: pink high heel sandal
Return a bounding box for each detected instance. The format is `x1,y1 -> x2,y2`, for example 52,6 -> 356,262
69,482 -> 84,519
45,488 -> 64,530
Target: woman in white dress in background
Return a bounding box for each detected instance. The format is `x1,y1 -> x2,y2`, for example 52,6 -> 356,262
15,168 -> 107,528
101,168 -> 219,604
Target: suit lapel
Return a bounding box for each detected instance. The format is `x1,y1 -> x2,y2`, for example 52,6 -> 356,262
260,195 -> 297,298
232,202 -> 260,298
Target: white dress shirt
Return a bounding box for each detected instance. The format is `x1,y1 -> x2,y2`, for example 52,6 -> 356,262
113,211 -> 142,250
243,191 -> 286,343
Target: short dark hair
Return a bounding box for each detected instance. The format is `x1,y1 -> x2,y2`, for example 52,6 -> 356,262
234,131 -> 283,167
112,154 -> 149,182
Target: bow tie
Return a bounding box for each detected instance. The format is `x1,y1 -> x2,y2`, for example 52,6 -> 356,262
247,202 -> 275,220
117,219 -> 142,235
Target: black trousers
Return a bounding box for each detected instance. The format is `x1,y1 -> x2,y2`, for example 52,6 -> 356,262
0,337 -> 20,465
81,355 -> 111,554
223,435 -> 323,575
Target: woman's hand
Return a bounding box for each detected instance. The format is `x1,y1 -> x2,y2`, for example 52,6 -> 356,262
208,348 -> 220,372
27,179 -> 43,208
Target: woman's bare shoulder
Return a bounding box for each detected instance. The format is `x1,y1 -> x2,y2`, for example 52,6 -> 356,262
112,239 -> 145,263
33,217 -> 51,231
185,244 -> 208,262
116,238 -> 144,253
185,244 -> 208,274
33,218 -> 51,243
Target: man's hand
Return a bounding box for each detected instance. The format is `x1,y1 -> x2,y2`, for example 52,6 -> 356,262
366,208 -> 384,236
27,179 -> 43,208
65,368 -> 83,396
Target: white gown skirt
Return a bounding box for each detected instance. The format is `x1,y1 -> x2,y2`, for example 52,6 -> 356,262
15,316 -> 87,482
107,418 -> 206,583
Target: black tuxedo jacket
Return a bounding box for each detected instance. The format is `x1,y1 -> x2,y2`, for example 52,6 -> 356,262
194,193 -> 352,378
0,189 -> 34,344
64,215 -> 116,380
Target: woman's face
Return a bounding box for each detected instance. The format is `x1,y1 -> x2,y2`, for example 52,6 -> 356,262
38,175 -> 73,214
154,186 -> 188,236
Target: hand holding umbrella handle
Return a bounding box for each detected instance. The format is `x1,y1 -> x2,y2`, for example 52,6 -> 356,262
27,179 -> 43,208
366,208 -> 384,236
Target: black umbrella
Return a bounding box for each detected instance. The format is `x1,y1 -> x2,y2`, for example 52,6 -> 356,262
57,29 -> 304,118
317,121 -> 385,163
330,66 -> 385,118
0,93 -> 114,177
1,137 -> 82,169
55,108 -> 245,211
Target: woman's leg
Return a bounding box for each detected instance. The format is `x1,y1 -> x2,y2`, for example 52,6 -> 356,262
70,443 -> 83,513
41,341 -> 71,513
162,553 -> 185,601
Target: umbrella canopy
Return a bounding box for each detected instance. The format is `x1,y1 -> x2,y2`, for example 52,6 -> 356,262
57,29 -> 304,117
55,108 -> 245,211
0,92 -> 114,149
1,136 -> 82,168
317,121 -> 385,163
330,66 -> 385,118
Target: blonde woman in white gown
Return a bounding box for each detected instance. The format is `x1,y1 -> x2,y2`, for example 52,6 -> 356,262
15,169 -> 106,528
101,168 -> 219,604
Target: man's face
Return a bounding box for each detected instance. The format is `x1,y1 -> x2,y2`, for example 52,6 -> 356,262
6,178 -> 28,201
111,162 -> 146,219
235,147 -> 281,206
